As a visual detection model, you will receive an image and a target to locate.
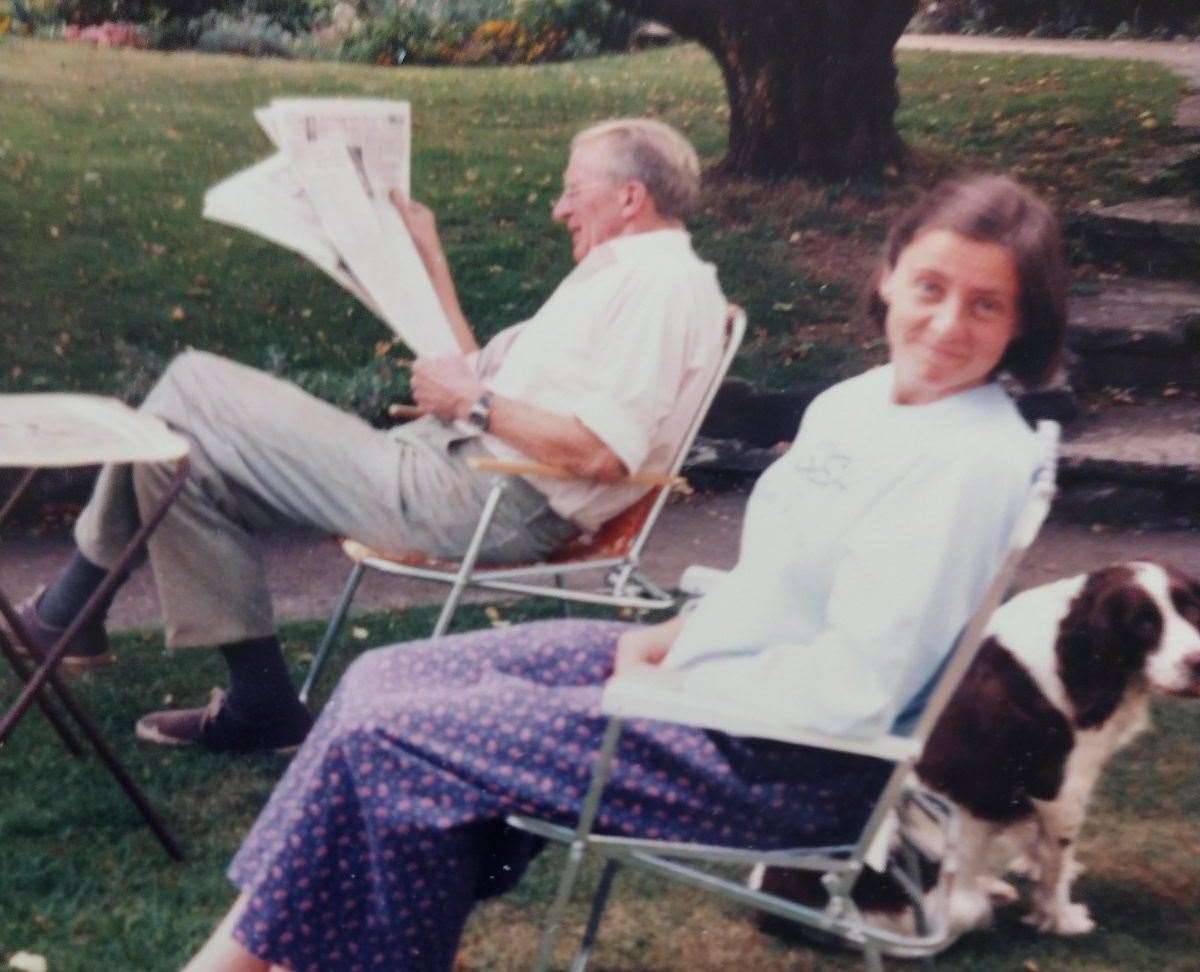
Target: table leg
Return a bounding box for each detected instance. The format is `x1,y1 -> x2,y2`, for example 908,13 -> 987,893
0,467 -> 38,525
0,466 -> 86,755
0,459 -> 191,861
0,621 -> 85,757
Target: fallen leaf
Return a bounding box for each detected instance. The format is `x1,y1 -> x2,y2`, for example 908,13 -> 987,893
351,626 -> 369,640
7,952 -> 48,972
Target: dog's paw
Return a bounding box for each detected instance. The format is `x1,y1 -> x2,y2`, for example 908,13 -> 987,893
1023,902 -> 1095,936
948,889 -> 994,934
983,877 -> 1019,905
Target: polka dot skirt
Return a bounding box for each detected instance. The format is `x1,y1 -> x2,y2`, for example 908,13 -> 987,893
229,619 -> 889,971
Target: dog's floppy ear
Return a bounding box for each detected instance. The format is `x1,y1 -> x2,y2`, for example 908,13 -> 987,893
1057,565 -> 1161,729
1165,564 -> 1200,629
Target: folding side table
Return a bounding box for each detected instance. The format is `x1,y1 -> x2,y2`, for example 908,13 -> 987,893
0,394 -> 189,861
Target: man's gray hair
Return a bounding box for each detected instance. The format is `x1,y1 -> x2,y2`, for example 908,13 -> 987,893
572,118 -> 701,221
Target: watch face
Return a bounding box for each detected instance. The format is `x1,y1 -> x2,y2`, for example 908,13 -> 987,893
469,394 -> 491,431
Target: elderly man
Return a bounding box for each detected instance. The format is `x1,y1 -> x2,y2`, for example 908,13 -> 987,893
14,118 -> 728,753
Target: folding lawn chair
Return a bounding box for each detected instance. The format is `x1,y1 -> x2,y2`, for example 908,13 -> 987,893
508,420 -> 1060,972
298,306 -> 748,704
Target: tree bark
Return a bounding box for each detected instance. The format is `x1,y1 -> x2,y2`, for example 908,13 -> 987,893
610,0 -> 918,180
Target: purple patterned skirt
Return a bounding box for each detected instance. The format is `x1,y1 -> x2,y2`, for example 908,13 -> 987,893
229,619 -> 889,971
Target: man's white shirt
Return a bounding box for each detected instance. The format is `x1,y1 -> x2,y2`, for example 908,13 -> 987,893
470,228 -> 726,533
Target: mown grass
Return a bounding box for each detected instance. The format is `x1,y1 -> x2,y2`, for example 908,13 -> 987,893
1,600 -> 1197,971
0,37 -> 1185,399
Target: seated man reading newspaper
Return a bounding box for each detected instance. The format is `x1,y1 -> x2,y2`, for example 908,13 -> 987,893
10,118 -> 728,754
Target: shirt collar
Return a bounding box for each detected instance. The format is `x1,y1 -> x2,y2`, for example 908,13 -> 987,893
584,227 -> 693,268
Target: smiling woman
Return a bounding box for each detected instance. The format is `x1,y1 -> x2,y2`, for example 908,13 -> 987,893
881,230 -> 1020,405
868,173 -> 1067,403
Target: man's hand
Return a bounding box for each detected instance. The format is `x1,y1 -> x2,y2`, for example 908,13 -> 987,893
389,189 -> 446,275
411,356 -> 484,422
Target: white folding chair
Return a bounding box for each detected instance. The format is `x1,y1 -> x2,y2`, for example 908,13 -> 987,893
508,420 -> 1060,972
298,307 -> 748,704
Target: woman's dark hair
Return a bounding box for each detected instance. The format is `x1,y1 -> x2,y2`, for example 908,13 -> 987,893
866,174 -> 1067,388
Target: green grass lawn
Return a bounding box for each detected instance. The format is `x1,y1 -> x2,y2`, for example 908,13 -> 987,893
1,601 -> 1197,971
1,37 -> 1197,971
0,37 -> 1186,403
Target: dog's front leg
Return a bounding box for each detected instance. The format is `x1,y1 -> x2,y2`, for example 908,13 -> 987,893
1024,800 -> 1094,935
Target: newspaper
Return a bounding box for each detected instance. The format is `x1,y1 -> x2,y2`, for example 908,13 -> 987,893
202,98 -> 458,357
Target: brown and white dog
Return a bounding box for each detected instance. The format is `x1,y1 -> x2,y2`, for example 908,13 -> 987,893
760,561 -> 1200,947
918,560 -> 1200,938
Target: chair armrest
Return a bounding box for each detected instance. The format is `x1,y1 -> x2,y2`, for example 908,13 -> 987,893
467,456 -> 684,489
600,671 -> 920,763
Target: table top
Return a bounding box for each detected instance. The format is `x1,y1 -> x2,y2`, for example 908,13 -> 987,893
0,394 -> 189,468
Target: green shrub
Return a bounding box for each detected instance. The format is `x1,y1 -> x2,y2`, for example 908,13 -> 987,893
190,8 -> 294,56
512,0 -> 635,51
338,4 -> 462,64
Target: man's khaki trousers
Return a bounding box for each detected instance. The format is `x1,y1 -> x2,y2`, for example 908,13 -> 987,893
74,351 -> 576,648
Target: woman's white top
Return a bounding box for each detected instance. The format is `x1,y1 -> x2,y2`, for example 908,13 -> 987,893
662,364 -> 1041,739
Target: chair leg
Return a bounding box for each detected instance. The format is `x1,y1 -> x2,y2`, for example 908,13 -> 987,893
861,939 -> 886,972
553,574 -> 573,620
533,718 -> 623,972
298,561 -> 366,706
432,482 -> 505,638
569,859 -> 620,972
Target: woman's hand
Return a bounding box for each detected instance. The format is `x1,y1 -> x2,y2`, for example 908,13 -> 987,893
613,616 -> 684,676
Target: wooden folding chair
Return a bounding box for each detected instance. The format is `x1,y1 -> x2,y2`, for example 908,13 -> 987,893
509,420 -> 1060,972
298,306 -> 747,704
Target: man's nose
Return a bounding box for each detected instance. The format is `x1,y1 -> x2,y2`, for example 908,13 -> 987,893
551,195 -> 568,220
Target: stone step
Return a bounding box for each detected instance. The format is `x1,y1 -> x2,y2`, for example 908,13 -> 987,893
1133,143 -> 1200,189
1056,402 -> 1200,528
1066,277 -> 1200,391
1074,198 -> 1200,275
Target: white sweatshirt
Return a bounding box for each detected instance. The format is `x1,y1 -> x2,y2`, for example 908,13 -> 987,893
663,365 -> 1041,739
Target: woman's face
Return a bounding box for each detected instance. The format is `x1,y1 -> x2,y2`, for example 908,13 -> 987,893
879,228 -> 1020,405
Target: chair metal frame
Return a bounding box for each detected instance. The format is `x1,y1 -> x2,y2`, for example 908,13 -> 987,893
299,307 -> 748,704
509,420 -> 1060,972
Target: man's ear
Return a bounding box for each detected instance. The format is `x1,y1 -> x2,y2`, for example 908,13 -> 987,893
622,180 -> 649,218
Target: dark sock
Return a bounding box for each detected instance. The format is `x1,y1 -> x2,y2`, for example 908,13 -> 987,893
219,636 -> 302,720
38,552 -> 116,628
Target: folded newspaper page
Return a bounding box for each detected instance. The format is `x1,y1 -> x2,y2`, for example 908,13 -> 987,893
203,98 -> 458,357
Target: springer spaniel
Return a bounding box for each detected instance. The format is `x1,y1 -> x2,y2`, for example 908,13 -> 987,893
758,561 -> 1200,947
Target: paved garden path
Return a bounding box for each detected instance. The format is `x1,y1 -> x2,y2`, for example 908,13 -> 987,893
898,33 -> 1200,87
4,494 -> 1200,635
900,34 -> 1200,132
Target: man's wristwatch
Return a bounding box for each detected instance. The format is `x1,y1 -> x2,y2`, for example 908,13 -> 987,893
466,390 -> 494,432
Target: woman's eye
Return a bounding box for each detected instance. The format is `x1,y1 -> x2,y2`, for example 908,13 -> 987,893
973,296 -> 1003,317
915,279 -> 941,298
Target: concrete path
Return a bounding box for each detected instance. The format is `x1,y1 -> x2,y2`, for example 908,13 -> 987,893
898,33 -> 1200,85
4,490 -> 1200,637
900,33 -> 1200,129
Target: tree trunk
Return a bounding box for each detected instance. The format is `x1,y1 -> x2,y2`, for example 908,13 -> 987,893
609,1 -> 918,180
